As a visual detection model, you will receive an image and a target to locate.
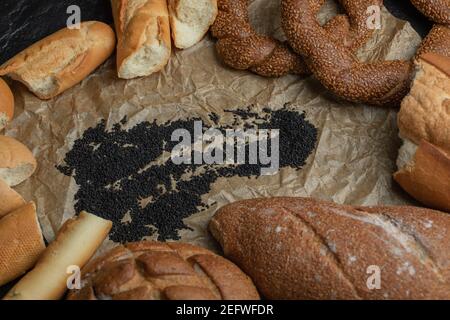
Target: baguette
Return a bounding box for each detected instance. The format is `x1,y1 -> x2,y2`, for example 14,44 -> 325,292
0,136 -> 37,186
0,178 -> 25,218
0,202 -> 45,286
0,21 -> 115,99
168,0 -> 218,49
4,211 -> 112,300
111,0 -> 171,79
395,53 -> 450,212
0,78 -> 14,131
209,197 -> 450,300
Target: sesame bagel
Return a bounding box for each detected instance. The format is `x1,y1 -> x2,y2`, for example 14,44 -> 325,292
211,0 -> 380,77
281,0 -> 450,105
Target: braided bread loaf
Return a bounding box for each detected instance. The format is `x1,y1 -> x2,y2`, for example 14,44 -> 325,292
281,0 -> 450,105
211,0 -> 380,77
67,241 -> 260,300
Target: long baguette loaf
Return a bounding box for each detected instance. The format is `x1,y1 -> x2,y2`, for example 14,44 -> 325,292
0,202 -> 45,286
168,0 -> 218,49
0,136 -> 37,187
0,178 -> 25,218
4,211 -> 112,300
0,78 -> 14,131
0,21 -> 115,99
209,197 -> 450,300
111,0 -> 171,79
395,53 -> 450,212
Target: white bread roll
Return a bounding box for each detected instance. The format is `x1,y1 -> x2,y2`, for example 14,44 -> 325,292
111,0 -> 171,79
395,53 -> 450,212
4,212 -> 112,300
0,21 -> 116,100
0,202 -> 45,286
0,78 -> 14,131
0,178 -> 25,218
0,136 -> 37,187
168,0 -> 218,49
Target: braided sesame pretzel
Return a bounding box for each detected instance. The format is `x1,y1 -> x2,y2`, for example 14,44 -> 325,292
281,0 -> 450,105
211,0 -> 381,77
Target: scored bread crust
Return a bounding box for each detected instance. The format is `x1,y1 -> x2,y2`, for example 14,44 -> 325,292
0,78 -> 14,131
209,197 -> 450,300
0,21 -> 115,100
0,178 -> 25,218
0,136 -> 37,187
168,0 -> 218,49
67,241 -> 260,300
394,140 -> 450,212
111,0 -> 172,79
0,202 -> 45,286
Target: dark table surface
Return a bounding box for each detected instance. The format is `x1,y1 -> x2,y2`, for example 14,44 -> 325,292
0,0 -> 431,298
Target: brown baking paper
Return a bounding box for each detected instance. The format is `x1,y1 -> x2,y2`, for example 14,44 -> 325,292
5,0 -> 422,253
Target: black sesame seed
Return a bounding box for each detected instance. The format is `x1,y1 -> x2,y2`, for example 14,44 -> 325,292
56,105 -> 318,242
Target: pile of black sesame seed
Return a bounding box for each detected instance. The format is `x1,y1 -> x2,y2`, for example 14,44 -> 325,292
57,105 -> 318,242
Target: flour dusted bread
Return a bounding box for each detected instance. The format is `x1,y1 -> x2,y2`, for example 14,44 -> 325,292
395,53 -> 450,212
0,202 -> 45,286
67,241 -> 260,300
0,78 -> 14,131
0,21 -> 115,99
5,211 -> 112,300
169,0 -> 218,49
0,136 -> 37,186
111,0 -> 171,79
209,197 -> 450,300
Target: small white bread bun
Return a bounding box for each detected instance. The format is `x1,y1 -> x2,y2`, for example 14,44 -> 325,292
0,78 -> 14,131
111,0 -> 172,79
0,202 -> 45,286
168,0 -> 218,49
0,178 -> 25,218
0,136 -> 37,187
4,211 -> 112,300
395,53 -> 450,212
0,21 -> 116,99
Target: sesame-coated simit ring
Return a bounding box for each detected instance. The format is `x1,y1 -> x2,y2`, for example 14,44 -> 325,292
281,0 -> 450,105
211,0 -> 382,77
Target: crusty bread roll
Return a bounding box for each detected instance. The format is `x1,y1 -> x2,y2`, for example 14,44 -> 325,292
0,21 -> 115,99
4,211 -> 112,300
111,0 -> 171,79
168,0 -> 218,49
395,53 -> 450,212
0,178 -> 25,218
209,197 -> 450,300
0,78 -> 14,131
0,202 -> 45,286
67,241 -> 260,300
0,136 -> 37,187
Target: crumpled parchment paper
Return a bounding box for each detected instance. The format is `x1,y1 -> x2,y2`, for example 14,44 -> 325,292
5,0 -> 422,254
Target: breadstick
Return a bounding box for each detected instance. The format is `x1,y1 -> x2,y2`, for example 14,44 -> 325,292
4,211 -> 112,300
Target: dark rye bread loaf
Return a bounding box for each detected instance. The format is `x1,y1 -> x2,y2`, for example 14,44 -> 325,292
67,241 -> 260,300
209,197 -> 450,300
